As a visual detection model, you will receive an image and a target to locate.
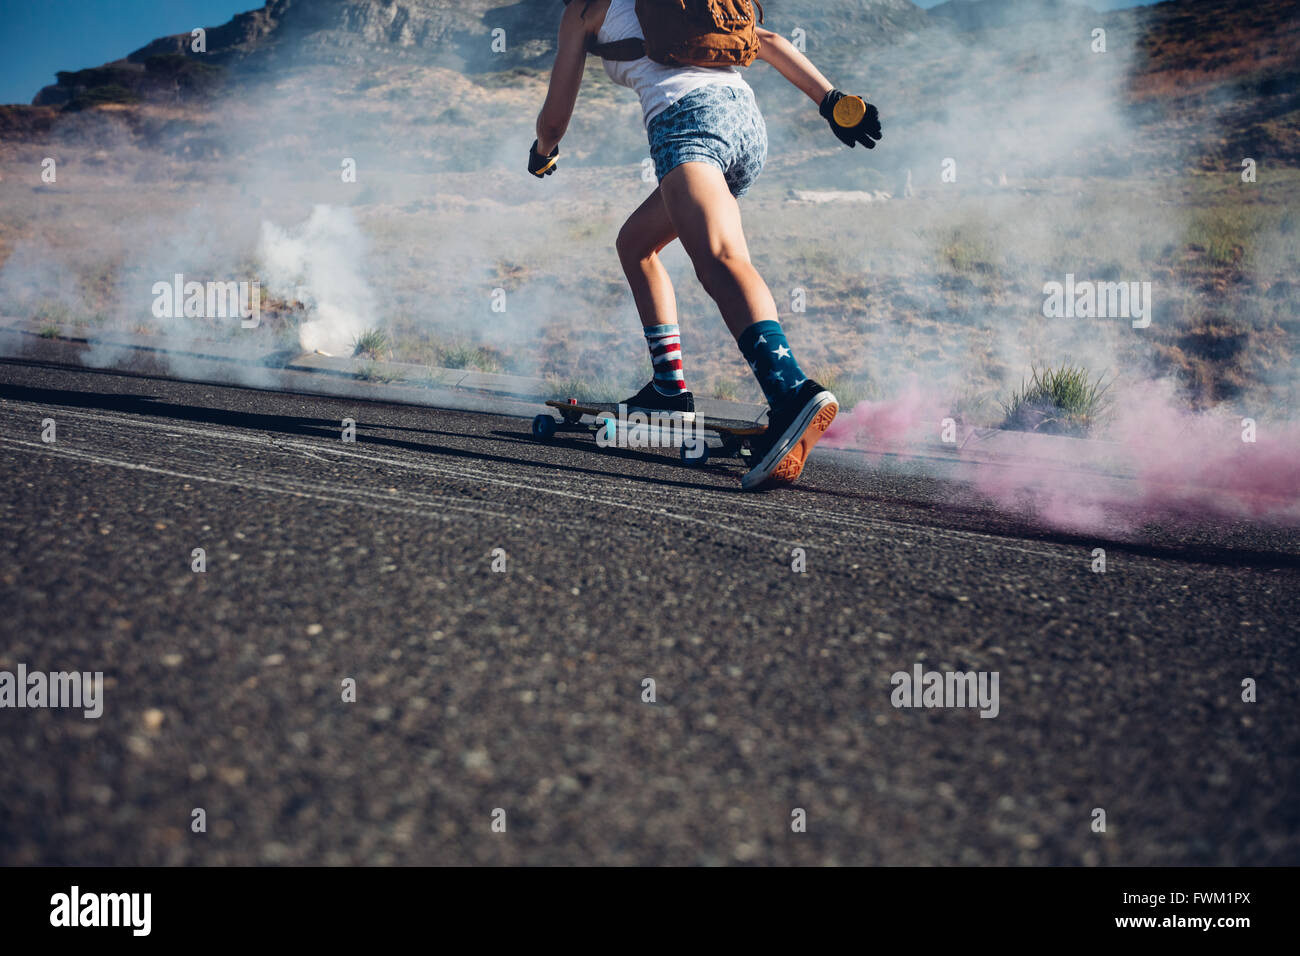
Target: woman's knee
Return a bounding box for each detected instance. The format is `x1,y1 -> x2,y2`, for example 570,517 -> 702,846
692,247 -> 749,294
616,223 -> 656,268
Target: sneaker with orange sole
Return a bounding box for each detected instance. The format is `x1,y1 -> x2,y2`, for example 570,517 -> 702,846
741,380 -> 838,490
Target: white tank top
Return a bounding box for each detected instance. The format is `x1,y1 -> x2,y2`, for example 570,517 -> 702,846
597,0 -> 750,128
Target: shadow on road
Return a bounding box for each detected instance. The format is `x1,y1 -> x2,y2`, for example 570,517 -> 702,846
10,375 -> 1295,570
0,379 -> 740,497
795,477 -> 1300,571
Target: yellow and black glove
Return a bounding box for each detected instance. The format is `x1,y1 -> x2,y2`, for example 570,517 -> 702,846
528,140 -> 559,178
819,90 -> 881,149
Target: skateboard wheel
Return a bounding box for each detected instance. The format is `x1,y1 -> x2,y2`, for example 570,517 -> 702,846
681,437 -> 709,466
532,414 -> 557,440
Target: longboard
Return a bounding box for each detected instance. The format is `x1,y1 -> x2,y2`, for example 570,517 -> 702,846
533,399 -> 766,466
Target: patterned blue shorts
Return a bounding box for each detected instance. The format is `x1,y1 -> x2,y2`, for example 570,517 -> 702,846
647,84 -> 768,197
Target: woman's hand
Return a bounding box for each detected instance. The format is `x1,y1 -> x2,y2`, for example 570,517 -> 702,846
529,140 -> 560,178
819,90 -> 882,149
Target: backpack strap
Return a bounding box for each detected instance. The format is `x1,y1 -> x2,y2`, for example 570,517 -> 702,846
587,36 -> 647,61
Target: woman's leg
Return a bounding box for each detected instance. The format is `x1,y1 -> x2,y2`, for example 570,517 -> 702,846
616,187 -> 680,328
659,160 -> 837,489
657,161 -> 777,340
658,160 -> 806,408
616,187 -> 694,402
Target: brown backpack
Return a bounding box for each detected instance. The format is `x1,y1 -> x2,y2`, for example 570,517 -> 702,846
589,0 -> 766,69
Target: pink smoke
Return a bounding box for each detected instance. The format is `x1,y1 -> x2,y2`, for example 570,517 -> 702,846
824,381 -> 946,450
1108,383 -> 1300,523
824,381 -> 1300,534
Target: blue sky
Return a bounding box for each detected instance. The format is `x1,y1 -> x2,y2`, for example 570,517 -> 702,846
0,0 -> 1163,106
0,0 -> 256,104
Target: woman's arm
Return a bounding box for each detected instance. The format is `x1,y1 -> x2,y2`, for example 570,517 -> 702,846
754,27 -> 835,105
756,27 -> 882,149
535,3 -> 592,155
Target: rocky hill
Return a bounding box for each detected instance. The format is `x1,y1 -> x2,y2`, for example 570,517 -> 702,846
28,0 -> 940,109
10,0 -> 1296,170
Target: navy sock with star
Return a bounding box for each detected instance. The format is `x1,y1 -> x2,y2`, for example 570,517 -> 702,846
737,320 -> 808,411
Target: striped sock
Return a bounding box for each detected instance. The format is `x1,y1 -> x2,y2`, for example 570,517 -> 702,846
644,323 -> 686,396
737,320 -> 807,410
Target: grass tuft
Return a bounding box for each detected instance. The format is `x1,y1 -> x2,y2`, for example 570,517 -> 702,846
999,364 -> 1112,436
355,362 -> 399,384
545,376 -> 624,403
439,343 -> 503,373
816,372 -> 878,412
709,378 -> 741,402
937,223 -> 997,274
352,327 -> 390,360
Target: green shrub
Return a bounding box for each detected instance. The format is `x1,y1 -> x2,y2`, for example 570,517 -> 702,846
710,378 -> 740,401
439,343 -> 502,373
999,364 -> 1112,436
815,372 -> 877,411
355,362 -> 399,383
352,327 -> 390,359
937,224 -> 996,274
545,377 -> 623,403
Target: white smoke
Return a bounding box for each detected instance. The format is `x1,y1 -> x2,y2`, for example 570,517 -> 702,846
257,205 -> 377,355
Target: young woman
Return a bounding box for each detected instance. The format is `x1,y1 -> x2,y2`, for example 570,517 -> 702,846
530,0 -> 881,490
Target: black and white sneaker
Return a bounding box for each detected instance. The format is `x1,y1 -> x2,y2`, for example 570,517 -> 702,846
619,381 -> 696,422
741,380 -> 838,490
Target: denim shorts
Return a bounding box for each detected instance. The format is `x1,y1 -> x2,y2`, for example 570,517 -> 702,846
647,84 -> 768,197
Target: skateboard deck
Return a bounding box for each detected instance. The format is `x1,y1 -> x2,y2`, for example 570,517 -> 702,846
533,399 -> 767,466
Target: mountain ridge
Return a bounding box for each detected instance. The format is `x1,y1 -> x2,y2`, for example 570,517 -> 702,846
30,0 -> 939,106
5,0 -> 1299,173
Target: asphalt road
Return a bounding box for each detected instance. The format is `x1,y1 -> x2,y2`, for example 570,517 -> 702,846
1,356 -> 1297,865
